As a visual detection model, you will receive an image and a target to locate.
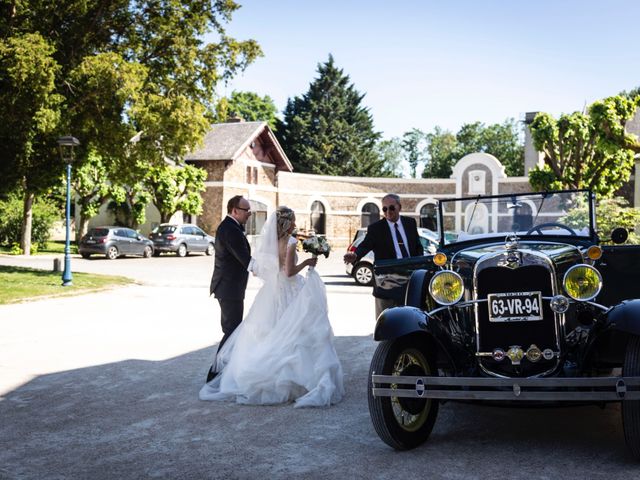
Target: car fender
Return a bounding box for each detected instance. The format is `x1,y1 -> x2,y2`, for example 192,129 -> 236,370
405,270 -> 428,308
604,299 -> 640,336
374,305 -> 461,372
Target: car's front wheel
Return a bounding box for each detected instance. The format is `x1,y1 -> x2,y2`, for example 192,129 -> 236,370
81,253 -> 91,259
622,335 -> 640,460
206,243 -> 215,256
353,262 -> 374,286
176,243 -> 187,257
367,335 -> 439,450
143,246 -> 153,258
106,246 -> 119,260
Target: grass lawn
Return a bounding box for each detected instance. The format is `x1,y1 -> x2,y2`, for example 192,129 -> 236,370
0,265 -> 134,304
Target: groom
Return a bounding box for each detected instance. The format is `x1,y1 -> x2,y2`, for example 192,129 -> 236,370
206,195 -> 253,382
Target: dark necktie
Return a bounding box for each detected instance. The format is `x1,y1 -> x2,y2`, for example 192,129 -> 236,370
395,222 -> 410,258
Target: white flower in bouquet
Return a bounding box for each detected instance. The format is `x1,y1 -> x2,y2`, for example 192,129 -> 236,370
302,235 -> 331,258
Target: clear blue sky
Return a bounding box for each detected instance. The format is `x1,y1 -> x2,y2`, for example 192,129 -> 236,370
214,0 -> 640,140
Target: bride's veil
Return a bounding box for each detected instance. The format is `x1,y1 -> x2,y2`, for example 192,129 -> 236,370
252,211 -> 279,284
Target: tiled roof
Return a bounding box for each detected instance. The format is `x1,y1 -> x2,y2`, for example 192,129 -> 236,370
184,121 -> 266,161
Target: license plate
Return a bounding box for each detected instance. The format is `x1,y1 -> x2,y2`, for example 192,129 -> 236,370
86,239 -> 96,244
487,291 -> 543,322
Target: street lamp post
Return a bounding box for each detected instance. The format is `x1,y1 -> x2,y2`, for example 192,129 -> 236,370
57,136 -> 80,287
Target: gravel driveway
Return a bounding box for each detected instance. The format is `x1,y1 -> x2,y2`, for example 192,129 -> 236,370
0,254 -> 638,479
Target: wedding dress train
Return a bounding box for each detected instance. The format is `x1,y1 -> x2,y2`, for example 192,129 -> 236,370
199,218 -> 344,408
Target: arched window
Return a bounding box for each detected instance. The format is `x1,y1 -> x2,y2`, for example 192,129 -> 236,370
420,203 -> 437,231
310,201 -> 326,235
246,200 -> 267,235
361,203 -> 379,228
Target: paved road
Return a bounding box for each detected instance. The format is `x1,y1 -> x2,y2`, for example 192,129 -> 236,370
0,254 -> 638,479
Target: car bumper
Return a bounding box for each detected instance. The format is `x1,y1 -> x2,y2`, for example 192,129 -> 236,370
79,245 -> 109,255
371,374 -> 640,401
152,243 -> 179,252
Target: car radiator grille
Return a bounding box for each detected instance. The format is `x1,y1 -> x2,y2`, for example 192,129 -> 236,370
476,265 -> 557,377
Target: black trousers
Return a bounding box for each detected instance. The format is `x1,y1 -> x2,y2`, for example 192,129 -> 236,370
217,298 -> 244,351
206,298 -> 244,382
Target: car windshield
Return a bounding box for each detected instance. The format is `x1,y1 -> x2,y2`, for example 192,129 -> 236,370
438,190 -> 594,245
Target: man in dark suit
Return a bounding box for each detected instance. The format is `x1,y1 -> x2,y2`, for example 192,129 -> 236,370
344,193 -> 423,319
206,195 -> 253,382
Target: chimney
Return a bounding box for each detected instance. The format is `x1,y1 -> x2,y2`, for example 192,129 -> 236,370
227,116 -> 244,123
523,112 -> 544,175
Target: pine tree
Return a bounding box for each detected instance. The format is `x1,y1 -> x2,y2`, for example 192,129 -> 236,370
278,55 -> 388,176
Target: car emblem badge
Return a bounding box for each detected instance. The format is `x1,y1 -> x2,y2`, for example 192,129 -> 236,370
507,346 -> 524,365
542,349 -> 555,361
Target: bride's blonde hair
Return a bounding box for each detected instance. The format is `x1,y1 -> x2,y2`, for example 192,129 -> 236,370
276,206 -> 295,239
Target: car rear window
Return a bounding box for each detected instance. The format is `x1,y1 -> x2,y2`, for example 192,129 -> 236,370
158,226 -> 177,234
88,228 -> 109,237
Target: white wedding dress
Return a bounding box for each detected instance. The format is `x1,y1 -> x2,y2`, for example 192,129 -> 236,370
199,214 -> 344,407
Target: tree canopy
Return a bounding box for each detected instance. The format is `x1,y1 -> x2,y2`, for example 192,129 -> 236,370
215,91 -> 278,130
0,1 -> 262,251
529,95 -> 640,197
421,119 -> 524,178
278,55 -> 389,177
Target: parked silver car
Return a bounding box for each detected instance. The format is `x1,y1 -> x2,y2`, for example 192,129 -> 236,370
149,223 -> 215,257
345,227 -> 438,286
79,227 -> 154,260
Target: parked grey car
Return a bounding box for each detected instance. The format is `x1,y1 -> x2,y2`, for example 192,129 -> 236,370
345,227 -> 439,286
79,227 -> 154,260
149,223 -> 215,257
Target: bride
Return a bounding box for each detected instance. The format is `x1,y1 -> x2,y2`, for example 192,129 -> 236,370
199,206 -> 345,407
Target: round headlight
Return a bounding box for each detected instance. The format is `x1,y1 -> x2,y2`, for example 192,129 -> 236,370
429,270 -> 464,305
563,264 -> 602,301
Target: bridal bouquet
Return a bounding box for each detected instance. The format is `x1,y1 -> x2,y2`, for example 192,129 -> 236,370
302,235 -> 331,258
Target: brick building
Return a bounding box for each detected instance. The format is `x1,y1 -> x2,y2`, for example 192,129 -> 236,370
185,121 -> 534,247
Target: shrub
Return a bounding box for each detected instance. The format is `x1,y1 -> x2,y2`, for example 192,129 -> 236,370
0,194 -> 61,250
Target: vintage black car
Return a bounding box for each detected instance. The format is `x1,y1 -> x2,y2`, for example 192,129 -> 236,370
368,189 -> 640,459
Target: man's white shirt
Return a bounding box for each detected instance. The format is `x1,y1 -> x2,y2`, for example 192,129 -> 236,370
386,218 -> 410,259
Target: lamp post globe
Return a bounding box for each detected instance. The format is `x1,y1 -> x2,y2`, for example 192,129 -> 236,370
57,136 -> 80,287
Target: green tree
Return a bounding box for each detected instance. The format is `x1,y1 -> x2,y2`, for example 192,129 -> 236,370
401,129 -> 427,178
215,91 -> 278,130
422,127 -> 457,178
146,163 -> 207,223
0,33 -> 63,254
620,86 -> 640,101
529,96 -> 640,197
456,119 -> 524,176
374,138 -> 404,177
278,55 -> 386,176
72,150 -> 110,242
562,196 -> 640,244
1,1 -> 262,254
421,120 -> 523,178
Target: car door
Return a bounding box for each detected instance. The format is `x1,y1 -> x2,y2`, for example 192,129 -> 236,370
126,228 -> 146,255
114,229 -> 132,254
191,226 -> 208,252
179,226 -> 194,251
597,245 -> 640,305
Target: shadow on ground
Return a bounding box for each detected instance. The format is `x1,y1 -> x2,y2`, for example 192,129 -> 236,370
1,336 -> 637,479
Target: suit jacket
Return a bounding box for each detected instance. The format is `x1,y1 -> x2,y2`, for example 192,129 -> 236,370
354,216 -> 423,298
209,216 -> 251,300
